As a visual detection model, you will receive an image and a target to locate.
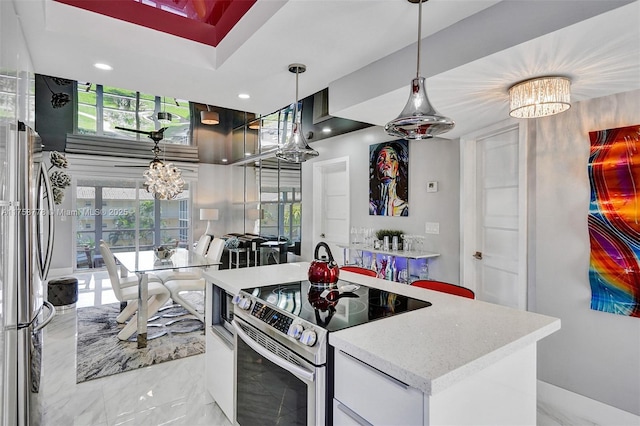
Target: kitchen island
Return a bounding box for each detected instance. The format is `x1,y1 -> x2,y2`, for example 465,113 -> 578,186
202,262 -> 560,425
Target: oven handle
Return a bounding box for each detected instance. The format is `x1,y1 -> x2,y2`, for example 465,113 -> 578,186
232,319 -> 315,383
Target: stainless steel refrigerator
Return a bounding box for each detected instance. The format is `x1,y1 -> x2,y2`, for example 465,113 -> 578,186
1,121 -> 56,426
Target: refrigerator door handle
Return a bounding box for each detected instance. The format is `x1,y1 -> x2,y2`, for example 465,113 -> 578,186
17,301 -> 55,331
33,301 -> 55,332
36,162 -> 55,281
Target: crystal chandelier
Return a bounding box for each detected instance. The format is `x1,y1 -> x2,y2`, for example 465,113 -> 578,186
143,158 -> 185,200
275,63 -> 319,163
115,126 -> 185,200
385,0 -> 454,140
508,76 -> 571,118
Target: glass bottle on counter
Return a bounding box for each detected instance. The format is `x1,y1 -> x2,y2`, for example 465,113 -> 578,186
384,256 -> 393,280
391,256 -> 398,282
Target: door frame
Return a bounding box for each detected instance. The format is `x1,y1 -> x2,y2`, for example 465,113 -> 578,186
312,156 -> 350,256
460,118 -> 530,309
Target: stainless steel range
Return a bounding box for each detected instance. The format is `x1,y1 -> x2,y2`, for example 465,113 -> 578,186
232,279 -> 431,426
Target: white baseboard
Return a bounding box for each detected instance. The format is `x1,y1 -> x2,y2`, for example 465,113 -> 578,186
538,380 -> 640,425
47,268 -> 74,279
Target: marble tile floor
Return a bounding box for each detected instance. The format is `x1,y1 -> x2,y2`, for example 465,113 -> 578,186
35,270 -> 231,426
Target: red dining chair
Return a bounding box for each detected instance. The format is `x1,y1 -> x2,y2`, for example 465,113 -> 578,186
340,265 -> 378,277
411,280 -> 475,299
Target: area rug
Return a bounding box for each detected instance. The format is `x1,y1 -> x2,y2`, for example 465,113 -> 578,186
76,294 -> 205,383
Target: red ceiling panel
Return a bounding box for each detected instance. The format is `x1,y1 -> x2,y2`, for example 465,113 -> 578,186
54,0 -> 256,47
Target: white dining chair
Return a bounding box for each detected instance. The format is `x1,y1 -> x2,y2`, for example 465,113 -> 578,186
163,237 -> 225,322
99,241 -> 171,340
155,234 -> 212,283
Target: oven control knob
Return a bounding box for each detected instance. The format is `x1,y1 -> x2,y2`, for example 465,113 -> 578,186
237,297 -> 252,311
299,329 -> 317,347
287,324 -> 304,340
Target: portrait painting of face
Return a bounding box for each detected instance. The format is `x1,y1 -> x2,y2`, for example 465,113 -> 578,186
369,140 -> 409,216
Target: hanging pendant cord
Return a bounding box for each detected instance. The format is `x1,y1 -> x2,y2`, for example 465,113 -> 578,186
416,0 -> 423,78
294,68 -> 299,123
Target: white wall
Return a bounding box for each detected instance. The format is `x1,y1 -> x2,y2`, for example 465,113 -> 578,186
301,126 -> 461,283
534,89 -> 640,415
193,163 -> 233,239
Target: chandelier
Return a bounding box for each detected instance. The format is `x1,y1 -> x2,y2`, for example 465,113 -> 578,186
275,63 -> 319,163
115,125 -> 185,200
385,0 -> 454,140
509,76 -> 571,118
143,143 -> 185,200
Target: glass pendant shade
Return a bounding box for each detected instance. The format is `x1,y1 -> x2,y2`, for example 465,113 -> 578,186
385,77 -> 455,139
275,63 -> 319,163
276,121 -> 319,163
385,0 -> 454,140
509,76 -> 571,118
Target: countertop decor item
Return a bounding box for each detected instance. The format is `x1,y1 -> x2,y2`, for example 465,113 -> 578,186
375,229 -> 403,242
384,0 -> 454,140
275,63 -> 319,163
154,245 -> 175,261
308,242 -> 339,285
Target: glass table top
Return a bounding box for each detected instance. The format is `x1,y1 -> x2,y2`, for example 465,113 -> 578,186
113,248 -> 218,273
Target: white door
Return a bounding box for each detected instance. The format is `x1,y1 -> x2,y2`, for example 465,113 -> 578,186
312,157 -> 349,261
461,120 -> 529,310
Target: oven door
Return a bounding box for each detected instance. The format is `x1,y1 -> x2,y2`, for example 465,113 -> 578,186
233,317 -> 326,426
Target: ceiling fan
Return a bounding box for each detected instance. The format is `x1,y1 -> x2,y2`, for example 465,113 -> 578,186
114,126 -> 168,168
112,126 -> 194,172
114,126 -> 189,200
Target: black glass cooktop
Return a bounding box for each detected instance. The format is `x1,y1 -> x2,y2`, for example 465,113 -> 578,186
242,280 -> 431,333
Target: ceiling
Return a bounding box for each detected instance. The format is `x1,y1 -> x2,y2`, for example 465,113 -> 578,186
14,0 -> 640,140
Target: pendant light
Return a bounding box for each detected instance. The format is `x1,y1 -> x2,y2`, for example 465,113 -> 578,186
275,63 -> 319,163
385,0 -> 454,140
201,105 -> 220,125
157,97 -> 172,123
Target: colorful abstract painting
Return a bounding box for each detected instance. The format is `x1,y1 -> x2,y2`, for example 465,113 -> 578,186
588,124 -> 640,317
369,140 -> 409,216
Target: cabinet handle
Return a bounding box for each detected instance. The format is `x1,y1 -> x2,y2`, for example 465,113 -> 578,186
340,350 -> 409,390
473,251 -> 483,260
336,401 -> 373,426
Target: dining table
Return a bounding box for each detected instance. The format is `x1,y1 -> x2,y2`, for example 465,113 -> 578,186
113,248 -> 219,348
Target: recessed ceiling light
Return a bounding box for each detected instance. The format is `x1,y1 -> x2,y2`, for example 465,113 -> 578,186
94,63 -> 113,71
238,93 -> 250,99
322,127 -> 332,133
221,158 -> 228,163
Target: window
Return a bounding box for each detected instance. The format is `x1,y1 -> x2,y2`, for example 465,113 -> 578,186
75,179 -> 191,270
76,82 -> 191,145
259,159 -> 302,244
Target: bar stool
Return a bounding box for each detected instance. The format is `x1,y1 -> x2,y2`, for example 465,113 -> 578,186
411,280 -> 475,299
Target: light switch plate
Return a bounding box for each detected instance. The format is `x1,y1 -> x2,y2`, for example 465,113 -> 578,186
425,222 -> 440,234
427,181 -> 438,192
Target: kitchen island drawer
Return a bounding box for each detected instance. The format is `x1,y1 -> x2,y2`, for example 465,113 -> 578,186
334,349 -> 423,425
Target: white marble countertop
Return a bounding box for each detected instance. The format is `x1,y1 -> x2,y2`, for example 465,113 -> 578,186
202,262 -> 560,396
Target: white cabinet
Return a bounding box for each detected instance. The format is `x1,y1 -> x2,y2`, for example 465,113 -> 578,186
205,327 -> 235,423
333,344 -> 538,426
333,349 -> 423,426
333,399 -> 372,426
